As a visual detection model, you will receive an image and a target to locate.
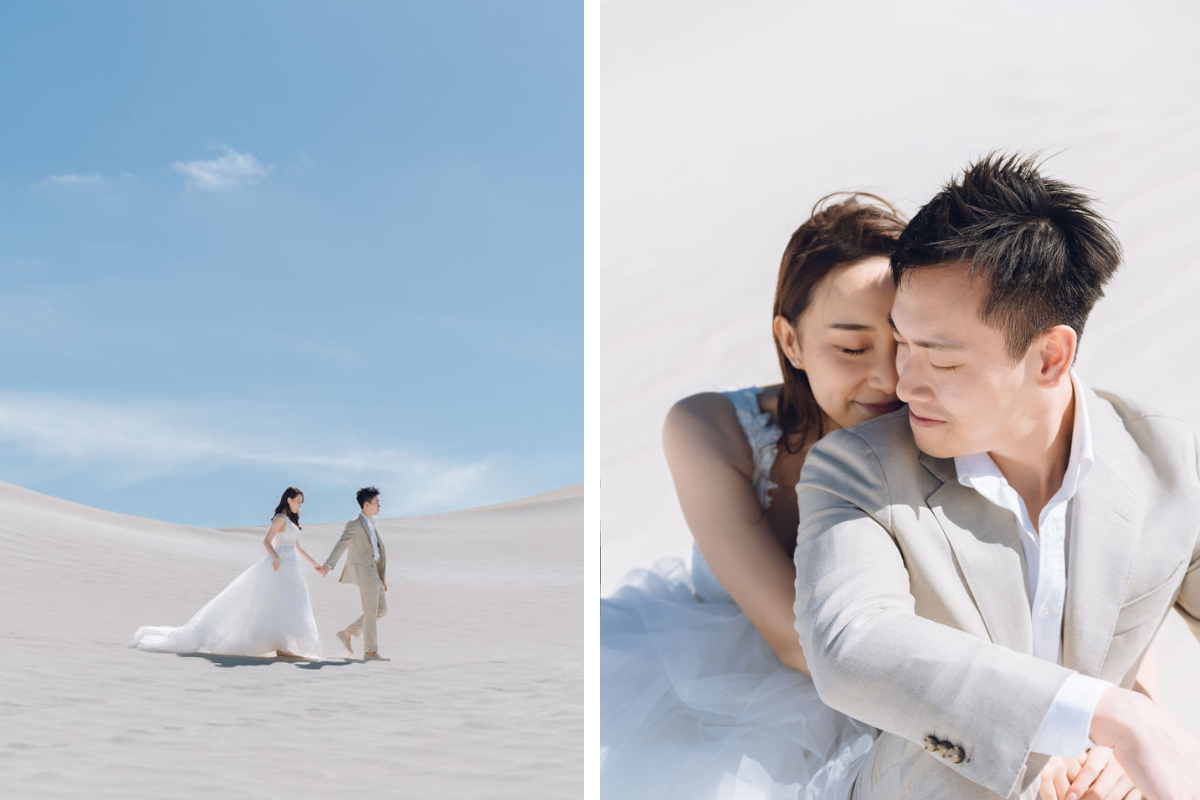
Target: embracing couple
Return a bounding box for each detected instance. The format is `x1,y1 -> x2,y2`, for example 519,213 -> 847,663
601,154 -> 1200,799
132,486 -> 390,662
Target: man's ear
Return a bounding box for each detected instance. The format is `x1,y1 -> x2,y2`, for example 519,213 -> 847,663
773,315 -> 804,371
1037,325 -> 1077,387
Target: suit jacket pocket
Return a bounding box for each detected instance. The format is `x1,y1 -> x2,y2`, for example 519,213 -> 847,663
1112,558 -> 1188,636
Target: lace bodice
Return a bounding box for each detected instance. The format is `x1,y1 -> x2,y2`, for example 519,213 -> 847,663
274,516 -> 300,549
692,387 -> 783,602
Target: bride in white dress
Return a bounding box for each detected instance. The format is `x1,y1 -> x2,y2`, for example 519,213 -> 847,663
131,487 -> 325,659
601,195 -> 908,799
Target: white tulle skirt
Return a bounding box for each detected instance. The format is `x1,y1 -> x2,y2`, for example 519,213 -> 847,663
601,558 -> 876,800
131,545 -> 321,659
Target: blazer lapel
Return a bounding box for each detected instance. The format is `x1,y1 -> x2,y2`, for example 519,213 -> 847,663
921,452 -> 1034,654
358,515 -> 383,560
1061,393 -> 1147,677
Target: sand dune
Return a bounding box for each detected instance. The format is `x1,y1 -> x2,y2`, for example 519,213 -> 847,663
601,0 -> 1200,736
0,481 -> 581,798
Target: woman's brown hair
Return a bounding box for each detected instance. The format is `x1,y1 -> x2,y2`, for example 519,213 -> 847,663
773,192 -> 908,453
273,486 -> 304,529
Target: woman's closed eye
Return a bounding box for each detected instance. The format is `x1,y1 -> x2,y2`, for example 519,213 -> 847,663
840,347 -> 868,356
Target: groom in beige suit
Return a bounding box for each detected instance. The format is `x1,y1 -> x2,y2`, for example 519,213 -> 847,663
793,155 -> 1200,799
322,486 -> 388,660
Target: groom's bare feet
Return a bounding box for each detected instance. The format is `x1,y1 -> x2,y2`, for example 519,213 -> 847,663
336,629 -> 354,654
364,651 -> 390,661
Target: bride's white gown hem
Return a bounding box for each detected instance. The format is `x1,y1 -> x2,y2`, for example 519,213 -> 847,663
130,516 -> 322,659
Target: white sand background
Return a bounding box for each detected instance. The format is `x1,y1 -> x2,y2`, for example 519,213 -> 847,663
0,480 -> 581,798
601,0 -> 1200,733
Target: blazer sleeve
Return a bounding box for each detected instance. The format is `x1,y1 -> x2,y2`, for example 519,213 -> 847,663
323,520 -> 357,570
792,429 -> 1074,798
1173,428 -> 1200,640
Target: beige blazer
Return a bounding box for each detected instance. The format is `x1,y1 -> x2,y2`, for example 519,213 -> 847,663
793,386 -> 1200,799
323,514 -> 387,586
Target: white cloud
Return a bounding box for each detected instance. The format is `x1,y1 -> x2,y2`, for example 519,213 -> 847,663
171,144 -> 267,191
0,392 -> 497,515
40,174 -> 103,186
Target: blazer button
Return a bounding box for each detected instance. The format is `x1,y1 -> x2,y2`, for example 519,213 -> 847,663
948,746 -> 965,764
923,736 -> 939,752
935,741 -> 954,758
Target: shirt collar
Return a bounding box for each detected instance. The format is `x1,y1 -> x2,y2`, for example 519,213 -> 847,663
954,372 -> 1094,501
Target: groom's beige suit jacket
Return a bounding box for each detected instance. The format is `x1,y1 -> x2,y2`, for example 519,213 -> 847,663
323,515 -> 387,586
793,386 -> 1200,799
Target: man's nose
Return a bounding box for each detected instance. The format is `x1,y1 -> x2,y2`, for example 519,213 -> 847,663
869,343 -> 899,395
895,351 -> 926,403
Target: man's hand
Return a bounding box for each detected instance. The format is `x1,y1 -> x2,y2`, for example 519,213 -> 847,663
382,580 -> 388,592
316,565 -> 330,577
1091,686 -> 1200,800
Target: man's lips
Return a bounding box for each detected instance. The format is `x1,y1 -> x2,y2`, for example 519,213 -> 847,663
908,409 -> 946,427
857,400 -> 905,416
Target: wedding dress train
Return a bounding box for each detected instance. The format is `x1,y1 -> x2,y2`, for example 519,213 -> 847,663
131,516 -> 322,659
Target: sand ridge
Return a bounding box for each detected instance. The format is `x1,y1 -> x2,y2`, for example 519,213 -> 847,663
0,481 -> 582,798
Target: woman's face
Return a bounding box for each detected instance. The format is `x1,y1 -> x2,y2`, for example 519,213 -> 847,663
784,256 -> 903,432
288,493 -> 304,514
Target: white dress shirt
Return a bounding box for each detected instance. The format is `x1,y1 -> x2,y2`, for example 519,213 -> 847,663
360,513 -> 380,560
953,372 -> 1112,758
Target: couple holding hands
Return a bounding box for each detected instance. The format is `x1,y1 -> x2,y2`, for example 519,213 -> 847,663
132,486 -> 389,662
602,153 -> 1200,800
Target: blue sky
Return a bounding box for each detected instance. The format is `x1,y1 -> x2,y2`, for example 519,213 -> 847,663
0,1 -> 581,527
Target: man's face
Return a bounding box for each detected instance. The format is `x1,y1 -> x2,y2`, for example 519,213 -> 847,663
364,497 -> 381,516
891,264 -> 1040,459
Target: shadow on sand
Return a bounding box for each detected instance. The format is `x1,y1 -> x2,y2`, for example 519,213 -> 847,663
174,653 -> 361,670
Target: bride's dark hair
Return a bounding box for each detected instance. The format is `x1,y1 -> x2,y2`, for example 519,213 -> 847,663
773,192 -> 908,454
273,486 -> 304,529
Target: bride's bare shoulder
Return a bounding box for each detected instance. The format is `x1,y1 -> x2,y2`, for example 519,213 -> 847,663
663,389 -> 766,479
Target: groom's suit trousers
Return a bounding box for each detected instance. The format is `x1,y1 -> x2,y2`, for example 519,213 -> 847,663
324,515 -> 389,653
347,571 -> 387,654
794,386 -> 1200,799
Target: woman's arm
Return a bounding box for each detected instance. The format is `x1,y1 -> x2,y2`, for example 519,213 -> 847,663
1133,646 -> 1161,701
663,392 -> 809,674
264,515 -> 285,570
295,542 -> 321,570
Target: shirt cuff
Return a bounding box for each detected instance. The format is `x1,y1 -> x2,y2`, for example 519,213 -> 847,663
1031,673 -> 1113,757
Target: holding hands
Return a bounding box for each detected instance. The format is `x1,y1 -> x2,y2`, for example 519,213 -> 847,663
1039,747 -> 1141,800
1088,687 -> 1200,800
315,565 -> 330,577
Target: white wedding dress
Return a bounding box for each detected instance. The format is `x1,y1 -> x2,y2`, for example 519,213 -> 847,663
600,387 -> 876,800
131,515 -> 322,659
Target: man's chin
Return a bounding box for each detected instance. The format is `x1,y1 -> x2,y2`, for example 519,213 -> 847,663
910,427 -> 959,460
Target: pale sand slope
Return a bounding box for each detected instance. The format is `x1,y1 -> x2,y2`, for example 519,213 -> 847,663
601,0 -> 1200,733
0,480 -> 581,798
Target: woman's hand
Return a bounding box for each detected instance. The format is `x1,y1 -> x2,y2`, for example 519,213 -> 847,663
1062,746 -> 1142,800
272,557 -> 281,572
1040,754 -> 1083,799
315,565 -> 330,576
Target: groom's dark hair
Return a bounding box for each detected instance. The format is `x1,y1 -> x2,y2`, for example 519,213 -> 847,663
357,486 -> 380,508
890,152 -> 1123,361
